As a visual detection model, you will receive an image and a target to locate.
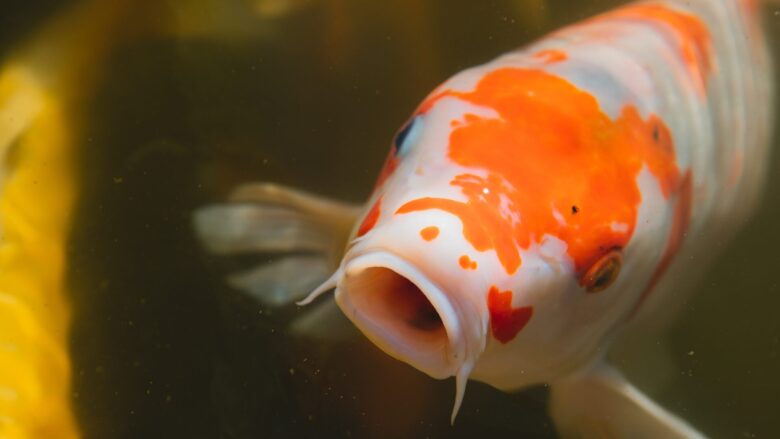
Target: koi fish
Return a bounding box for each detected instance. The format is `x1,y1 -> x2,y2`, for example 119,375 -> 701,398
195,0 -> 777,436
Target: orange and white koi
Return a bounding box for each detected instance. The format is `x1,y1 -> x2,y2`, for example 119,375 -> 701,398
196,0 -> 776,437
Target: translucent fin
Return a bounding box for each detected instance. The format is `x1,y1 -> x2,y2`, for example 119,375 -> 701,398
290,298 -> 357,342
229,182 -> 362,226
193,204 -> 335,255
549,363 -> 706,439
450,359 -> 475,425
227,255 -> 332,307
193,183 -> 360,308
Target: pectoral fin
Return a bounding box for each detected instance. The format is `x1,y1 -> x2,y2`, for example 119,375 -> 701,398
226,254 -> 333,308
193,182 -> 361,308
289,298 -> 357,342
549,363 -> 705,439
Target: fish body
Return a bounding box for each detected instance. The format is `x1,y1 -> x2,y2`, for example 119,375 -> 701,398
196,0 -> 776,436
331,0 -> 765,373
306,0 -> 774,431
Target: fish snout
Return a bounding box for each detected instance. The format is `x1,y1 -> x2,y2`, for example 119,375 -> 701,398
334,251 -> 469,380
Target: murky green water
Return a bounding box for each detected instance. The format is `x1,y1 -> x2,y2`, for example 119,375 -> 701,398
1,1 -> 778,437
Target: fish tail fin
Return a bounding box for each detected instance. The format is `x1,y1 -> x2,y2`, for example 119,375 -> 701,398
549,363 -> 706,439
193,182 -> 360,308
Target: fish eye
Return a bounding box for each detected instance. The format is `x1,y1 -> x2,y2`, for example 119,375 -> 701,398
581,249 -> 623,293
393,115 -> 422,156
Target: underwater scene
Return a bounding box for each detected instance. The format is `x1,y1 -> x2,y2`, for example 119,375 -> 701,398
0,0 -> 778,438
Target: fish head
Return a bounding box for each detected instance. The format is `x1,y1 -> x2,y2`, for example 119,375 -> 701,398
311,64 -> 687,419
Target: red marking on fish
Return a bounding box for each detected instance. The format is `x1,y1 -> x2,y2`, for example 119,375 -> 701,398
459,255 -> 477,270
357,197 -> 382,237
398,68 -> 681,275
487,286 -> 533,344
534,49 -> 568,63
374,151 -> 399,190
420,226 -> 440,241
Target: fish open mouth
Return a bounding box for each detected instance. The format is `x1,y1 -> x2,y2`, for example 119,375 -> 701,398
367,267 -> 443,331
335,252 -> 464,379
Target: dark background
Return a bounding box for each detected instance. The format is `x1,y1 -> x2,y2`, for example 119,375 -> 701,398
1,1 -> 778,437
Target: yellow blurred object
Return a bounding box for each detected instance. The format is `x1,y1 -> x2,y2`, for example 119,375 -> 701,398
0,1 -> 132,437
0,67 -> 77,439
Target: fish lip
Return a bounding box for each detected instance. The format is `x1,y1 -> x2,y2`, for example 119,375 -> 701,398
335,250 -> 466,379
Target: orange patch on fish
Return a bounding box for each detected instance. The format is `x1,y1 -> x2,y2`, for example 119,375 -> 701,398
534,49 -> 568,63
374,151 -> 399,190
741,0 -> 759,15
420,226 -> 440,241
459,255 -> 477,270
357,197 -> 382,237
398,68 -> 683,275
606,3 -> 711,95
487,286 -> 533,343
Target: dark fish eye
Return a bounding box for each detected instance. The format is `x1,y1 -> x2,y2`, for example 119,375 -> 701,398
393,116 -> 422,155
581,249 -> 623,293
